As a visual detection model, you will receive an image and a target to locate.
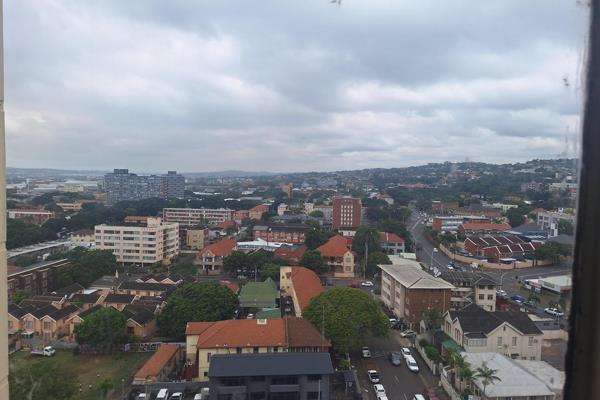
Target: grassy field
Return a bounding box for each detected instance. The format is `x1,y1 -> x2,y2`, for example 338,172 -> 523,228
10,349 -> 152,400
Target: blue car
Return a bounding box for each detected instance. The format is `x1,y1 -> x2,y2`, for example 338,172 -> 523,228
511,295 -> 526,304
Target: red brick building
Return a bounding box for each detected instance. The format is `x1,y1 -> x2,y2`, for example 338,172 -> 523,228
273,245 -> 307,265
464,235 -> 539,260
332,196 -> 361,229
252,224 -> 309,244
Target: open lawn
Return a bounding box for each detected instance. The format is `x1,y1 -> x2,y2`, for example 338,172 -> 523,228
10,349 -> 151,400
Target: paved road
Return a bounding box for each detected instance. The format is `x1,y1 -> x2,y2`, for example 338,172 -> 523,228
353,331 -> 447,400
408,207 -> 571,321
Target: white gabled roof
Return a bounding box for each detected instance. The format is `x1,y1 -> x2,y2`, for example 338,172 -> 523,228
378,263 -> 454,290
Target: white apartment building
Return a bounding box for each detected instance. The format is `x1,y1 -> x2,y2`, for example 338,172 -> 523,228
162,207 -> 234,226
536,211 -> 576,232
95,217 -> 179,265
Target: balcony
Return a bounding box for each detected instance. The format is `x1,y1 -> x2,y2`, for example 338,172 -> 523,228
269,384 -> 300,393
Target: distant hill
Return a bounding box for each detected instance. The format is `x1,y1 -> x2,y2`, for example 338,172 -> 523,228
7,167 -> 277,179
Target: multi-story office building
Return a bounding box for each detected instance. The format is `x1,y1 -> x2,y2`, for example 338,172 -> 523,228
94,217 -> 179,265
332,196 -> 361,229
163,207 -> 234,226
104,169 -> 185,204
7,259 -> 71,302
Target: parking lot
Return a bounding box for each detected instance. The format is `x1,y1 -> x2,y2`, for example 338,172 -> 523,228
353,331 -> 447,400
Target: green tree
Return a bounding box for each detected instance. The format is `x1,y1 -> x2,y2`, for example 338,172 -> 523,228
300,250 -> 328,275
303,288 -> 388,354
351,225 -> 381,257
534,242 -> 572,263
424,346 -> 441,363
170,261 -> 197,276
56,248 -> 120,287
305,227 -> 330,250
261,263 -> 281,282
74,307 -> 127,353
11,289 -> 31,304
10,359 -> 77,400
309,210 -> 324,218
558,219 -> 574,235
13,255 -> 38,267
158,282 -> 238,339
222,251 -> 249,273
366,251 -> 391,277
475,362 -> 502,397
422,308 -> 443,330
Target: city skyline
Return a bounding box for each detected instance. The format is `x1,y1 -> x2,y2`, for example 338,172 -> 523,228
5,1 -> 586,172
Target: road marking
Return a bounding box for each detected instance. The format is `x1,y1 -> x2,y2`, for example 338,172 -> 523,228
394,375 -> 400,383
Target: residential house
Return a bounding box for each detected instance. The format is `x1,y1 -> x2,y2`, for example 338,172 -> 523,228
378,261 -> 454,328
185,317 -> 331,381
7,259 -> 71,302
122,304 -> 157,339
464,235 -> 538,260
238,278 -> 279,310
208,352 -> 334,400
442,304 -> 543,360
104,294 -> 138,311
273,245 -> 307,266
69,293 -> 103,310
70,229 -> 95,244
133,344 -> 184,384
117,281 -> 175,298
252,224 -> 309,244
438,271 -> 498,311
458,222 -> 512,236
279,266 -> 323,317
68,305 -> 103,340
249,204 -> 269,220
196,238 -> 237,275
379,232 -> 406,255
317,235 -> 356,278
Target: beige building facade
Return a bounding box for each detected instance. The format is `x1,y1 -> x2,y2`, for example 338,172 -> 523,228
95,217 -> 179,265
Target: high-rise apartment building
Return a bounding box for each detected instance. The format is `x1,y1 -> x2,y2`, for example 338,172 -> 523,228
104,169 -> 185,204
332,196 -> 361,229
94,217 -> 179,265
162,207 -> 234,226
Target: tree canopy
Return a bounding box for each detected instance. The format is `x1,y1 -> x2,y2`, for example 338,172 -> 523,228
300,249 -> 328,275
304,226 -> 331,250
55,248 -> 120,287
351,225 -> 382,257
74,307 -> 127,353
261,263 -> 281,281
10,359 -> 77,400
303,287 -> 388,354
366,251 -> 391,277
158,282 -> 238,339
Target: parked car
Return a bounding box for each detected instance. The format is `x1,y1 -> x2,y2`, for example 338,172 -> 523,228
496,289 -> 508,298
544,307 -> 564,317
400,330 -> 416,338
30,346 -> 56,357
389,318 -> 398,327
170,393 -> 183,400
432,248 -> 438,253
367,370 -> 380,383
405,355 -> 419,372
361,281 -> 374,287
362,347 -> 372,358
246,313 -> 255,319
194,388 -> 209,400
523,300 -> 536,308
400,347 -> 411,359
373,384 -> 386,398
156,389 -> 170,400
511,295 -> 526,304
413,395 -> 426,400
389,351 -> 403,366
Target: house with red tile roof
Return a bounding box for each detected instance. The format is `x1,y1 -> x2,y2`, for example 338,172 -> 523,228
215,220 -> 236,231
195,238 -> 237,275
273,244 -> 307,265
280,266 -> 323,317
220,280 -> 240,294
185,317 -> 330,381
379,232 -> 406,255
133,344 -> 184,384
317,235 -> 356,278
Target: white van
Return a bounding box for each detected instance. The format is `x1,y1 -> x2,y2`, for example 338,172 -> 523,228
413,395 -> 426,400
156,388 -> 169,400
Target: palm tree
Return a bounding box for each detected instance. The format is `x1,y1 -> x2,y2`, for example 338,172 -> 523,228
459,365 -> 476,396
475,362 -> 501,398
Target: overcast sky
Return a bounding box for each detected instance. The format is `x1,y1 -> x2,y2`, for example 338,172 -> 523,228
4,0 -> 588,172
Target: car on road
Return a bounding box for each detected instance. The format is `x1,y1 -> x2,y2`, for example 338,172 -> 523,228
432,248 -> 438,253
389,351 -> 403,366
405,355 -> 419,372
511,295 -> 526,304
373,384 -> 386,398
246,313 -> 255,319
361,281 -> 374,287
413,395 -> 426,400
400,347 -> 411,359
169,393 -> 183,400
544,307 -> 564,317
446,265 -> 454,270
496,289 -> 508,298
523,300 -> 536,308
362,347 -> 372,358
367,370 -> 380,383
400,329 -> 416,338
389,318 -> 398,327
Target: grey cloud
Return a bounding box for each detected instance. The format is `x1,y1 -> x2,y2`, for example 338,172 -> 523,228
4,0 -> 587,172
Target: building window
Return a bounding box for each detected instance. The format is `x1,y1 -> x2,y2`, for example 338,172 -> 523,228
236,347 -> 242,354
529,337 -> 535,346
487,294 -> 494,300
253,347 -> 259,353
478,294 -> 485,300
8,321 -> 12,329
307,375 -> 321,381
512,337 -> 517,346
207,352 -> 211,362
497,337 -> 503,347
307,392 -> 320,400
